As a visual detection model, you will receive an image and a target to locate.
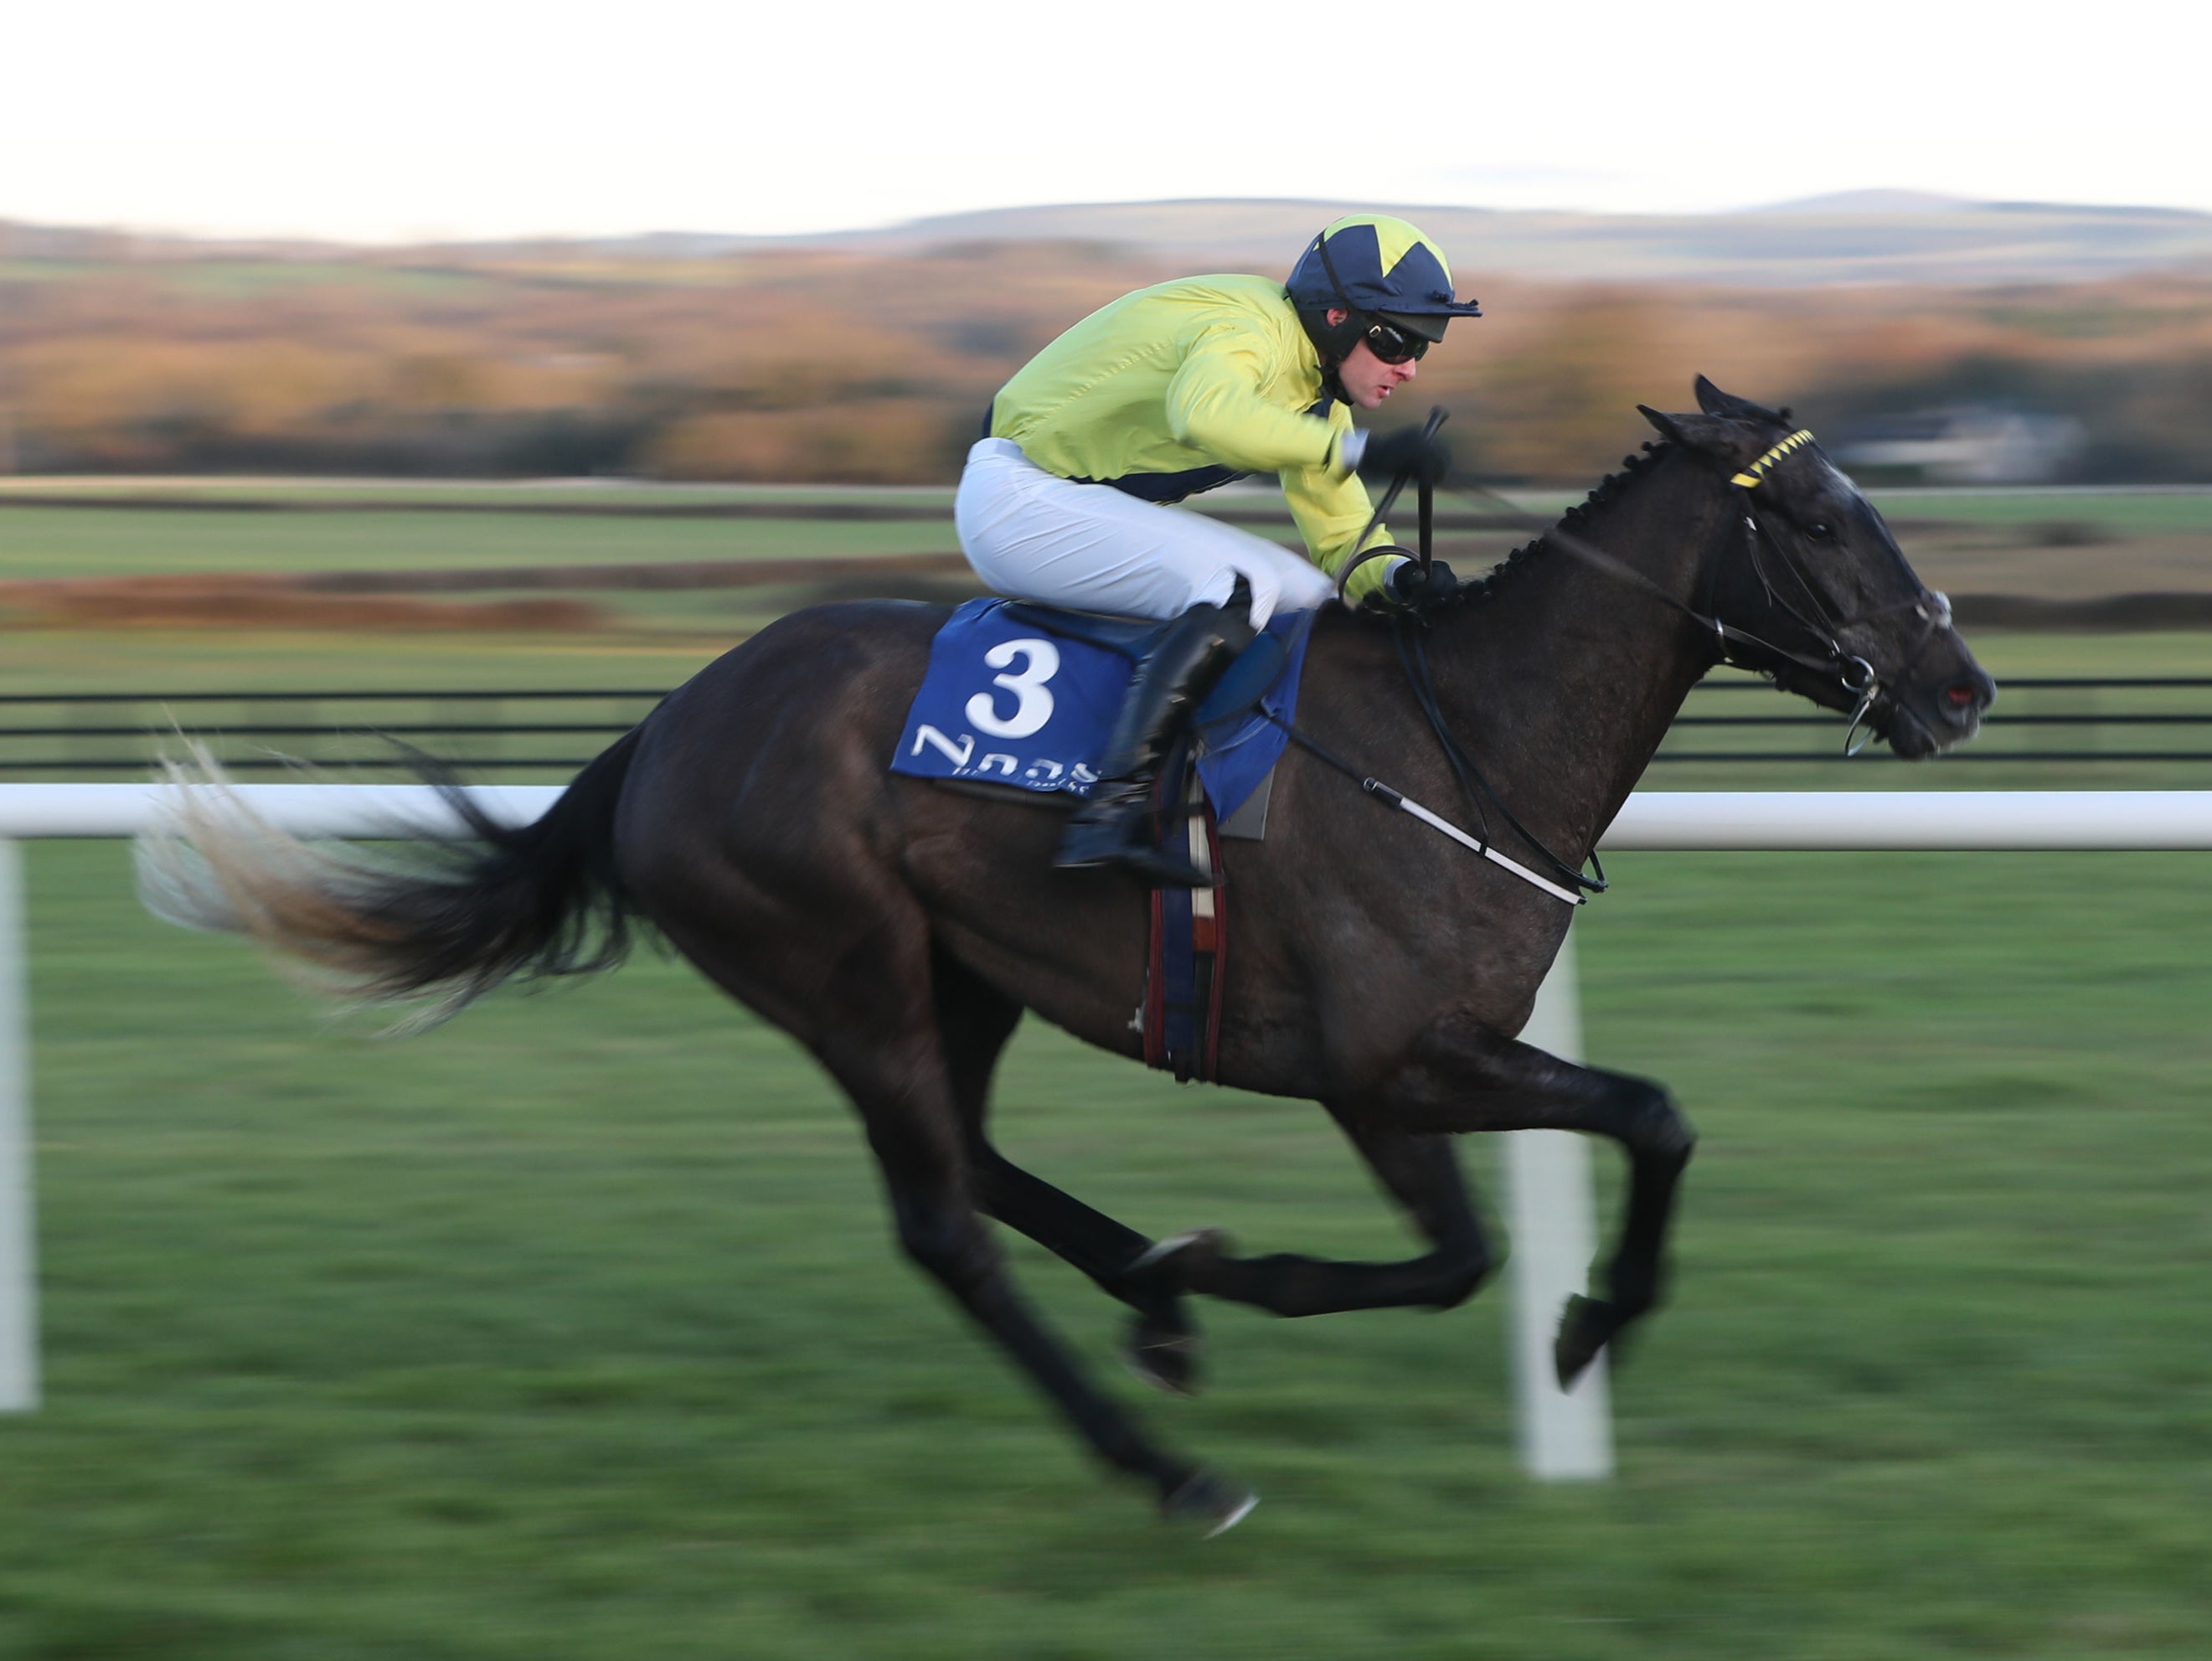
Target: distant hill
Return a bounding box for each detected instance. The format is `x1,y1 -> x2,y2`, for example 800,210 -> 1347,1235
9,193 -> 2212,286
1742,189 -> 1973,216
8,193 -> 2212,483
585,195 -> 2212,287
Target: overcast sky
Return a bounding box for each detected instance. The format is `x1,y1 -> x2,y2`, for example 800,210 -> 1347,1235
5,1 -> 2205,243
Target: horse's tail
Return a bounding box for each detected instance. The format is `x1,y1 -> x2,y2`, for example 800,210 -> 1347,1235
137,729 -> 644,1029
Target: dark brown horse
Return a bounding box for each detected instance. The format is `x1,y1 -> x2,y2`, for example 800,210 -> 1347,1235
142,381 -> 1993,1532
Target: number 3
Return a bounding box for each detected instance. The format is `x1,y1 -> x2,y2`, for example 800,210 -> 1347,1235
966,638 -> 1060,739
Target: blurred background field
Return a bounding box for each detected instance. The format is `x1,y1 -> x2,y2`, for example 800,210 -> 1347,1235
3,478 -> 2210,787
8,202 -> 2212,487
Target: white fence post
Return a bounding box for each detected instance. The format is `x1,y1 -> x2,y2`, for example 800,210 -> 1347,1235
1503,930 -> 1613,1479
0,838 -> 36,1411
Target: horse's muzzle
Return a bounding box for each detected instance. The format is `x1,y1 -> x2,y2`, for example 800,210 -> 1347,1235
1885,661 -> 1998,758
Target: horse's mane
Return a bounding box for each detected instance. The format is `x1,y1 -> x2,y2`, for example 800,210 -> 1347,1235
1460,438 -> 1675,605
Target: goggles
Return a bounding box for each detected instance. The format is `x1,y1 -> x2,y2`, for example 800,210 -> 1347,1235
1361,318 -> 1429,365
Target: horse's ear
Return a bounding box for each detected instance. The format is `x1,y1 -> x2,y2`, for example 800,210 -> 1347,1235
1694,375 -> 1785,426
1639,405 -> 1751,458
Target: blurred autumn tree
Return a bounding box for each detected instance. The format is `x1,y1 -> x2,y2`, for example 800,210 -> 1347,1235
2,225 -> 2209,482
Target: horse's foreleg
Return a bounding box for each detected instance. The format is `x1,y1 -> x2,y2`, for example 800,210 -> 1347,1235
1160,1112 -> 1493,1318
1379,1019 -> 1695,1385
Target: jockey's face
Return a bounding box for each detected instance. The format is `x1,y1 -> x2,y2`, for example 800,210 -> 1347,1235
1326,308 -> 1421,410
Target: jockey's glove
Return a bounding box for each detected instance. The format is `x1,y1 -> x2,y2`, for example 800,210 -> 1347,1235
1395,558 -> 1461,612
1363,556 -> 1462,616
1356,426 -> 1453,488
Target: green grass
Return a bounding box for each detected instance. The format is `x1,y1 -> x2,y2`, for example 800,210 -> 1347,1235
0,481 -> 962,505
0,491 -> 983,649
1872,488 -> 2212,535
0,506 -> 958,580
1,838 -> 2209,1658
0,632 -> 721,699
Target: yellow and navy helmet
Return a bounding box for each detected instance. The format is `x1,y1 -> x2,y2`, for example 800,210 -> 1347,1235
1286,214 -> 1482,361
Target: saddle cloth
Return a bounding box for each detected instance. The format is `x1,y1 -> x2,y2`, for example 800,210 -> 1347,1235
889,597 -> 1316,826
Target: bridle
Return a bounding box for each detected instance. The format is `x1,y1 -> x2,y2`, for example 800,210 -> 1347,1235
1298,419 -> 1962,905
1704,429 -> 1954,752
1457,426 -> 1956,756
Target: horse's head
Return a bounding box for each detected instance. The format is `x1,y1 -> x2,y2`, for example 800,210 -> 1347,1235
1640,378 -> 1996,760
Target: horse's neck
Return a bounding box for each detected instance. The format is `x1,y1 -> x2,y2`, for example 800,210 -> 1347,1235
1429,455 -> 1723,854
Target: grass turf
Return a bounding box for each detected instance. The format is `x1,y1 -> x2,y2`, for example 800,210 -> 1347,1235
0,506 -> 959,581
1,838 -> 2208,1658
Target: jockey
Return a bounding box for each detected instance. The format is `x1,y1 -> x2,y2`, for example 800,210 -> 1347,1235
954,213 -> 1481,886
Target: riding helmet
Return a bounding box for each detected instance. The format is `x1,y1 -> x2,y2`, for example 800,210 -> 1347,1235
1286,214 -> 1484,364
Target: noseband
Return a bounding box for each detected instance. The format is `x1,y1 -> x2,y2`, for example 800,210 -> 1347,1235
1707,429 -> 1954,754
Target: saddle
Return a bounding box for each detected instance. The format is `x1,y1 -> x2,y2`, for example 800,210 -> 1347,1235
998,603 -> 1292,727
892,597 -> 1321,1082
890,596 -> 1315,837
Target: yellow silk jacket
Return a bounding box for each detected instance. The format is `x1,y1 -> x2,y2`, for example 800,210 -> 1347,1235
988,273 -> 1396,603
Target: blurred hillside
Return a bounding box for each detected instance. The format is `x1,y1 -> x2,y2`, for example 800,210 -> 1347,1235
4,199 -> 2211,484
664,193 -> 2212,287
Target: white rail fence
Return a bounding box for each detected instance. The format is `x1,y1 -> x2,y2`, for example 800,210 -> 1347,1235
8,786 -> 2212,1476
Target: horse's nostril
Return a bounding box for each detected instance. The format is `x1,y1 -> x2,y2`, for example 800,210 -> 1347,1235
1943,683 -> 1979,708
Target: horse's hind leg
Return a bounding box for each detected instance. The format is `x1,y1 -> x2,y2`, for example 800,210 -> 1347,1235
841,1029 -> 1250,1526
931,949 -> 1205,1394
668,910 -> 1246,1528
1152,1110 -> 1495,1319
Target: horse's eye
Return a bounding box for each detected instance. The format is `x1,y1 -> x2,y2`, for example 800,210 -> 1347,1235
1806,521 -> 1836,542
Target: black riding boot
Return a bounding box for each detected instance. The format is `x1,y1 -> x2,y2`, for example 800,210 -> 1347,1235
1054,597 -> 1256,887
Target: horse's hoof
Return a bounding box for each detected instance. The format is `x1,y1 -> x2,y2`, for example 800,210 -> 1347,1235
1162,1469 -> 1258,1538
1121,1316 -> 1203,1397
1126,1227 -> 1227,1283
1553,1293 -> 1616,1387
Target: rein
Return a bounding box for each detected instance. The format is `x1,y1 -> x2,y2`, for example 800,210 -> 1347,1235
1451,437 -> 1952,755
1390,620 -> 1606,896
1261,709 -> 1589,906
1335,407 -> 1450,601
1283,421 -> 1953,905
1301,408 -> 1602,905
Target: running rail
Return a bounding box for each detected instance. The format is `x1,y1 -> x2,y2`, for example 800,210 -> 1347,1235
10,781 -> 2212,845
6,785 -> 2212,1471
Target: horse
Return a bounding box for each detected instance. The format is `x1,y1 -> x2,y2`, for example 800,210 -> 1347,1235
141,379 -> 1994,1534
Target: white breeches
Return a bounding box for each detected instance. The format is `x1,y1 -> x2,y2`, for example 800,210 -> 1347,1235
953,436 -> 1338,629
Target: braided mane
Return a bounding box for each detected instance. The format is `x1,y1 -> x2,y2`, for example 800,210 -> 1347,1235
1460,439 -> 1673,605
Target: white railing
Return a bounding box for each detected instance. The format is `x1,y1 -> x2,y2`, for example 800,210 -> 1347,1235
7,785 -> 2212,1477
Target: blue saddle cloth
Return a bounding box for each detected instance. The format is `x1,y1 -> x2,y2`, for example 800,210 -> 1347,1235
890,598 -> 1315,823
